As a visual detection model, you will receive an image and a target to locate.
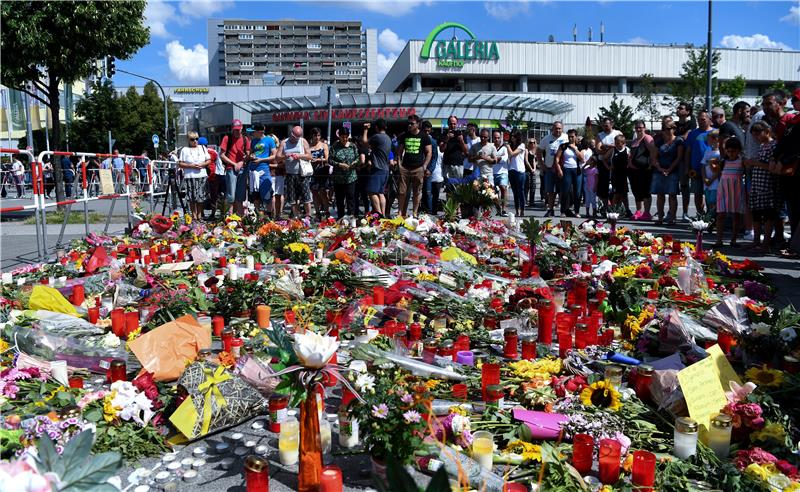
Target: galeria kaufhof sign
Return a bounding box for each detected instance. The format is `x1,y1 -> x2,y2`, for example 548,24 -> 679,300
420,22 -> 499,68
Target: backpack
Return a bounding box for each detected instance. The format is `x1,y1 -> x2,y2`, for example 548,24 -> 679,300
775,121 -> 800,172
220,134 -> 251,158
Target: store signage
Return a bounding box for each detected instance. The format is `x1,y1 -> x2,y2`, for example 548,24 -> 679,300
271,107 -> 416,123
173,87 -> 210,94
419,22 -> 499,68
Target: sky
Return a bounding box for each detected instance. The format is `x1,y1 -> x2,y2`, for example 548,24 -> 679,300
114,0 -> 800,88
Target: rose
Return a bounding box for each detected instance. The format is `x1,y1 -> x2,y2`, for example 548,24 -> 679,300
293,331 -> 339,369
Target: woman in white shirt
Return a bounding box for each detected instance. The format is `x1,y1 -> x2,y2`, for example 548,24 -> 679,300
492,130 -> 510,217
178,131 -> 211,220
507,131 -> 527,217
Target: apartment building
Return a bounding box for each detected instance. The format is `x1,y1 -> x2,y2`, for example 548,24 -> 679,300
207,19 -> 378,94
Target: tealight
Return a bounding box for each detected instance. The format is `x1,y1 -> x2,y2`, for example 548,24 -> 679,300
161,453 -> 178,463
255,445 -> 269,456
220,457 -> 236,470
192,459 -> 206,469
192,446 -> 206,457
251,420 -> 264,430
134,468 -> 152,481
234,446 -> 249,456
167,462 -> 182,472
183,470 -> 198,483
244,440 -> 257,448
229,432 -> 244,443
180,458 -> 194,468
134,486 -> 150,492
215,442 -> 230,454
154,471 -> 171,483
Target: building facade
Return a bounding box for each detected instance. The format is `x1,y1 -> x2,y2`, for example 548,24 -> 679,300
207,19 -> 377,93
378,24 -> 800,128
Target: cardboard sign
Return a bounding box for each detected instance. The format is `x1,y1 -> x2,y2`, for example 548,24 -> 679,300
98,169 -> 114,195
706,344 -> 742,388
677,355 -> 727,434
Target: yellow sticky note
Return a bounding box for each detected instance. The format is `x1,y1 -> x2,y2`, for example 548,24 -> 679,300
677,356 -> 728,434
169,397 -> 199,439
706,344 -> 742,389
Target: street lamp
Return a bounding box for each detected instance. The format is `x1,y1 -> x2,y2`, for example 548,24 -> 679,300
116,68 -> 170,150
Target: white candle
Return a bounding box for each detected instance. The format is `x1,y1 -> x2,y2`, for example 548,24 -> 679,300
338,412 -> 359,448
48,277 -> 55,287
228,264 -> 238,281
16,278 -> 25,286
245,255 -> 255,270
141,248 -> 150,258
245,236 -> 255,248
169,243 -> 180,255
677,267 -> 691,294
279,418 -> 300,465
320,420 -> 332,454
471,431 -> 494,470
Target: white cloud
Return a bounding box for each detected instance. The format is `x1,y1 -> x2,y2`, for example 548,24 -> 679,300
144,0 -> 175,38
627,37 -> 650,45
377,53 -> 398,82
484,1 -> 530,20
358,0 -> 426,17
164,41 -> 209,84
177,0 -> 234,19
378,29 -> 406,53
720,34 -> 790,51
781,5 -> 800,25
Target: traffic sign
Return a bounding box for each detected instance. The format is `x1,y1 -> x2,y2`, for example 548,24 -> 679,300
152,134 -> 160,146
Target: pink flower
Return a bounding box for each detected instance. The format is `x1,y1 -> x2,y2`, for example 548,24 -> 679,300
733,447 -> 777,470
371,404 -> 389,419
403,410 -> 421,424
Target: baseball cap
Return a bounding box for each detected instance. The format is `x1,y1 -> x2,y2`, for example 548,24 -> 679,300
197,137 -> 208,145
232,119 -> 243,130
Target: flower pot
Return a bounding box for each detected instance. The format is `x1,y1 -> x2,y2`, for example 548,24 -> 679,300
371,455 -> 388,483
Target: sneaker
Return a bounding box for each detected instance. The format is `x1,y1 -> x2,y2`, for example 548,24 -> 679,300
545,209 -> 554,217
681,214 -> 691,222
499,211 -> 509,217
743,230 -> 755,241
640,211 -> 652,221
565,210 -> 577,218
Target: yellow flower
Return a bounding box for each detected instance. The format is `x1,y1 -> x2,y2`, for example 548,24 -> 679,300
415,272 -> 437,282
580,380 -> 622,411
745,463 -> 770,481
424,380 -> 440,390
449,405 -> 469,416
509,358 -> 562,380
751,422 -> 787,444
714,251 -> 731,265
287,242 -> 311,254
745,365 -> 784,388
612,265 -> 637,279
184,214 -> 192,225
624,315 -> 642,338
503,441 -> 542,462
102,392 -> 120,423
640,246 -> 652,256
0,338 -> 8,353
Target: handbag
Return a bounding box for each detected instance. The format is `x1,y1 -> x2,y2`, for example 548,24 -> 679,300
299,158 -> 313,177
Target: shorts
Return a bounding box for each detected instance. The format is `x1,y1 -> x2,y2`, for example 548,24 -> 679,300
688,175 -> 704,195
225,169 -> 247,203
311,166 -> 331,191
284,174 -> 312,204
273,176 -> 285,195
183,176 -> 208,204
398,166 -> 425,196
366,168 -> 388,194
543,168 -> 558,193
248,176 -> 274,203
493,173 -> 509,187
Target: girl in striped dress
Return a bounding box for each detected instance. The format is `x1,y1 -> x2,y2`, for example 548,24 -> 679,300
714,137 -> 745,249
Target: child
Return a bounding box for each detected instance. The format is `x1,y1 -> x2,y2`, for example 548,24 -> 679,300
714,137 -> 746,249
607,134 -> 629,207
701,130 -> 721,215
583,158 -> 599,218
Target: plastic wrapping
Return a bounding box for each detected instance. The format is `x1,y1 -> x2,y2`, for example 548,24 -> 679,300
350,343 -> 467,381
235,356 -> 279,398
702,295 -> 751,336
28,286 -> 77,316
431,446 -> 505,492
128,314 -> 212,382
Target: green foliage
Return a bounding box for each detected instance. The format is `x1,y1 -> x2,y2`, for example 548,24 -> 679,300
442,197 -> 459,222
35,430 -> 122,492
596,94 -> 635,138
634,73 -> 662,130
665,47 -> 746,114
378,460 -> 451,492
505,109 -> 533,131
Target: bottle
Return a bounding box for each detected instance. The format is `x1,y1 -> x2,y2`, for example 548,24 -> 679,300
604,364 -> 623,390
338,388 -> 359,448
708,413 -> 732,458
278,417 -> 299,465
673,417 -> 699,459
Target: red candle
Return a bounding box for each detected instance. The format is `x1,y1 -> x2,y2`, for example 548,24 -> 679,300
631,450 -> 656,491
572,434 -> 594,475
503,328 -> 519,359
646,289 -> 659,300
212,315 -> 225,337
598,439 -> 621,485
481,362 -> 500,401
558,332 -> 573,358
71,284 -> 85,306
521,336 -> 537,360
124,311 -> 139,337
68,376 -> 84,389
556,312 -> 577,336
455,334 -> 470,352
452,383 -> 468,401
244,455 -> 269,492
221,329 -> 234,353
537,299 -> 554,344
717,331 -> 733,354
109,359 -> 127,383
601,329 -> 615,346
320,465 -> 343,492
87,306 -> 100,324
218,256 -> 227,267
176,249 -> 185,261
574,323 -> 590,349
268,394 -> 289,432
373,285 -> 385,305
110,308 -> 125,337
409,322 -> 422,342
502,483 -> 527,492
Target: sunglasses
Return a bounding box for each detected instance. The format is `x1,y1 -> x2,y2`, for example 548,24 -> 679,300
189,138 -> 198,142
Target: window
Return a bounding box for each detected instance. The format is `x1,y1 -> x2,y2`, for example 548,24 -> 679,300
226,79 -> 241,85
255,25 -> 265,30
320,25 -> 333,31
241,61 -> 254,67
307,43 -> 321,49
239,34 -> 254,40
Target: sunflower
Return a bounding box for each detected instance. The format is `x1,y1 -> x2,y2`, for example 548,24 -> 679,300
580,380 -> 622,411
744,365 -> 784,388
503,441 -> 542,462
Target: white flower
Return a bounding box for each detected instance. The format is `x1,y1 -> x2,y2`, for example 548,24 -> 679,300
606,212 -> 620,220
753,322 -> 771,335
355,373 -> 375,393
450,414 -> 471,434
691,220 -> 710,231
137,222 -> 152,234
779,327 -> 797,342
109,381 -> 154,426
293,331 -> 339,369
101,332 -> 121,348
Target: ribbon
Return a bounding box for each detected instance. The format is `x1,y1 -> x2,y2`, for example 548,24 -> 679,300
197,365 -> 232,435
266,363 -> 366,405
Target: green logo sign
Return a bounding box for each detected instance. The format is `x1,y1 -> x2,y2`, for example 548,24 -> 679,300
420,22 -> 499,68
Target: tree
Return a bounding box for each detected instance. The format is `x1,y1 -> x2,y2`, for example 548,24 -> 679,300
70,80 -> 121,152
505,109 -> 533,131
665,47 -> 746,115
596,95 -> 635,138
634,74 -> 662,131
1,1 -> 149,203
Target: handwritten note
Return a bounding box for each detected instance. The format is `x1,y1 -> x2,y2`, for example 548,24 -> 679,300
706,344 -> 742,388
98,169 -> 114,195
677,356 -> 728,434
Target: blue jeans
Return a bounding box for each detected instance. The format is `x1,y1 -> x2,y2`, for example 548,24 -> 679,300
508,170 -> 526,211
560,168 -> 579,214
225,168 -> 247,203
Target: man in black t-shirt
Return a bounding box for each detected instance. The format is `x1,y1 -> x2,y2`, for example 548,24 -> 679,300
396,114 -> 432,217
442,115 -> 469,181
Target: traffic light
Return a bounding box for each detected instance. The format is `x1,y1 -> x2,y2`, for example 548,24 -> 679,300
106,56 -> 116,77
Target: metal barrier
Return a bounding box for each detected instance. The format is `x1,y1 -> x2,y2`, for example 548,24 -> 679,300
0,148 -> 42,260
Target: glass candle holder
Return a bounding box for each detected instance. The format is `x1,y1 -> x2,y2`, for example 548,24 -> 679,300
708,413 -> 732,458
673,417 -> 699,459
87,306 -> 100,324
558,332 -> 573,358
110,308 -> 125,337
278,417 -> 300,465
320,465 -> 343,492
631,450 -> 656,491
481,362 -> 500,401
717,331 -> 734,354
503,328 -> 518,359
109,359 -> 127,383
521,335 -> 537,360
598,439 -> 621,485
372,285 -> 385,305
604,365 -> 623,390
572,433 -> 594,475
212,315 -> 225,337
537,299 -> 554,345
452,383 -> 468,401
471,431 -> 494,470
71,284 -> 85,306
68,376 -> 84,389
124,311 -> 139,337
244,455 -> 269,492
633,364 -> 654,402
574,323 -> 590,349
221,329 -> 234,353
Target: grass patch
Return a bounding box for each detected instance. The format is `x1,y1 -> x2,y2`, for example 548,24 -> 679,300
24,211 -> 106,225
